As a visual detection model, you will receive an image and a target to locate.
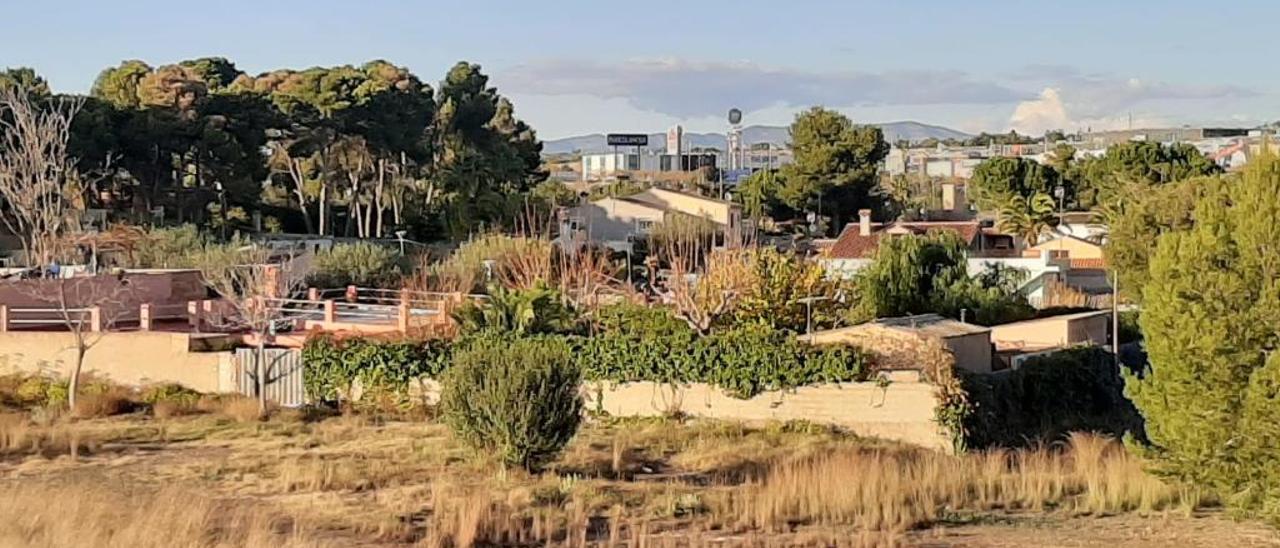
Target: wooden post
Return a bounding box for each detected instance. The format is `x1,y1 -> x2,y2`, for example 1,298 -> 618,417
307,287 -> 320,301
323,300 -> 337,323
0,305 -> 8,332
88,306 -> 103,332
139,303 -> 153,331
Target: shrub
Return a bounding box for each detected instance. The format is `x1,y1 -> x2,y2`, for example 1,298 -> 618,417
302,334 -> 450,408
72,391 -> 132,418
960,347 -> 1143,449
220,396 -> 268,423
306,242 -> 403,289
441,334 -> 583,471
140,384 -> 201,407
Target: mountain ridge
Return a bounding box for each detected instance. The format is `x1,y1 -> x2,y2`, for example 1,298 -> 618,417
542,121 -> 971,155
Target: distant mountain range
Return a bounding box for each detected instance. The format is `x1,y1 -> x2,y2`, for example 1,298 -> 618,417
542,121 -> 971,155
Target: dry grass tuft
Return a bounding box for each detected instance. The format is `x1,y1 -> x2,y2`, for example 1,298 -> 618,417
72,390 -> 133,418
0,412 -> 97,458
0,481 -> 326,547
729,433 -> 1194,533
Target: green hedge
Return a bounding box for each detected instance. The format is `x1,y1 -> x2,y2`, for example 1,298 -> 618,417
575,325 -> 868,399
960,346 -> 1144,449
301,323 -> 869,403
302,334 -> 451,405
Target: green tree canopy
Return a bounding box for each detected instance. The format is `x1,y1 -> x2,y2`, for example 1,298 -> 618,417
778,107 -> 888,233
968,156 -> 1061,211
1126,149 -> 1280,520
1074,141 -> 1221,210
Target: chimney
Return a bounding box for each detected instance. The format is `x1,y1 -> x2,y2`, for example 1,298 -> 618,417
858,209 -> 873,236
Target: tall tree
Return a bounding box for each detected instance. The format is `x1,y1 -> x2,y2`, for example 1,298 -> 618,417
1075,141 -> 1220,210
1126,149 -> 1280,518
0,85 -> 82,266
968,156 -> 1060,211
778,107 -> 888,233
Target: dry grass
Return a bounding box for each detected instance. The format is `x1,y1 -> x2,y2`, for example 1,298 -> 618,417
0,412 -> 1255,548
71,390 -> 132,418
729,433 -> 1198,533
0,412 -> 97,458
0,481 -> 326,548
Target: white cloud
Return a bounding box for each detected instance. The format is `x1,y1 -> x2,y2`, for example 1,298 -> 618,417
497,58 -> 1026,119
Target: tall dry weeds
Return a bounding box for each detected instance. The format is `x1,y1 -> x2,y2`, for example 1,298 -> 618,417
0,481 -> 325,547
727,433 -> 1194,533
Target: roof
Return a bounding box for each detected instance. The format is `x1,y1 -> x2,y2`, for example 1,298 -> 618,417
991,310 -> 1110,328
827,220 -> 983,259
870,314 -> 991,338
802,314 -> 990,342
630,187 -> 738,208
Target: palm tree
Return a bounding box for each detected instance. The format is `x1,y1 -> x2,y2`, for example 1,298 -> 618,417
997,192 -> 1057,246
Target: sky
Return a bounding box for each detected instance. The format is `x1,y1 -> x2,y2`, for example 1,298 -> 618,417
3,0 -> 1278,139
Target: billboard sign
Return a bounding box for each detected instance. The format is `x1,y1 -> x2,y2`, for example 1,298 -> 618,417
606,133 -> 649,147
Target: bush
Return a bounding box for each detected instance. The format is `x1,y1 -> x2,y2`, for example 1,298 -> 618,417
441,334 -> 583,471
302,334 -> 450,409
140,383 -> 201,407
307,242 -> 403,289
960,347 -> 1143,449
72,391 -> 132,418
574,324 -> 868,399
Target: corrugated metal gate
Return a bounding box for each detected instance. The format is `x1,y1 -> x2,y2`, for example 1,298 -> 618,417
234,348 -> 306,407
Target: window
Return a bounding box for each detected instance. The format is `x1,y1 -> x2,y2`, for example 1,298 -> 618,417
636,218 -> 657,234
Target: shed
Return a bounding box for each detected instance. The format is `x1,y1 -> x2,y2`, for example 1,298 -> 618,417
802,314 -> 993,374
989,310 -> 1110,352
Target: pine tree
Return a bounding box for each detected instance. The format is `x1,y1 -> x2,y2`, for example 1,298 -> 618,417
1127,146 -> 1280,513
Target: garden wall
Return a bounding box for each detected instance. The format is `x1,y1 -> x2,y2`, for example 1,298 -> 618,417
0,331 -> 234,392
584,372 -> 950,451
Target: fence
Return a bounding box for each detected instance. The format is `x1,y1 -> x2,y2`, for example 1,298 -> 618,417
234,347 -> 306,407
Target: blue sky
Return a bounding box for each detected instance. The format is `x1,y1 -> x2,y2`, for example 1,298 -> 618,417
3,0 -> 1277,138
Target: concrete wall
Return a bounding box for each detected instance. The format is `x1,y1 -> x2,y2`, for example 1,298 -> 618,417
990,312 -> 1109,351
568,198 -> 667,242
943,332 -> 994,374
584,377 -> 950,451
1028,237 -> 1104,259
628,188 -> 740,230
0,331 -> 233,392
805,324 -> 991,375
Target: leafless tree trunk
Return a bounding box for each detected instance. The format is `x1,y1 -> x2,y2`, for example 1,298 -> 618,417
18,276 -> 133,411
193,248 -> 304,414
0,86 -> 83,267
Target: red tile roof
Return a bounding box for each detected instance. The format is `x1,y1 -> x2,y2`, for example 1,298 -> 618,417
827,221 -> 984,259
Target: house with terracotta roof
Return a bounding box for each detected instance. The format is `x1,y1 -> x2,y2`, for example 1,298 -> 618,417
821,209 -> 1070,305
825,209 -> 1018,260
